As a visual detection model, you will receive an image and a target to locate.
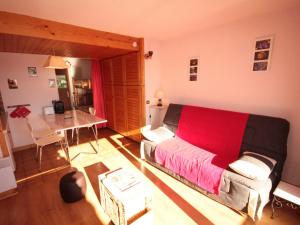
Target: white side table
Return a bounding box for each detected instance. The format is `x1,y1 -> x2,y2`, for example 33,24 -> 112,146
271,181 -> 300,218
149,105 -> 167,129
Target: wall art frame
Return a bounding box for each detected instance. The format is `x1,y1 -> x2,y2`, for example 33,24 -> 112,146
252,36 -> 274,72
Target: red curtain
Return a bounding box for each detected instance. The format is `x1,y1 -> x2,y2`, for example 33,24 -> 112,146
91,60 -> 106,128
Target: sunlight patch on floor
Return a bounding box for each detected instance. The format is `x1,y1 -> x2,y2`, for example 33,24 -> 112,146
77,167 -> 111,225
140,159 -> 249,225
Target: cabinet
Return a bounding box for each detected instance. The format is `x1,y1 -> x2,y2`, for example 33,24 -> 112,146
101,52 -> 144,142
0,113 -> 17,198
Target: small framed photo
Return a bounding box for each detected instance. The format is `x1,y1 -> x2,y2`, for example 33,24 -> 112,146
253,62 -> 268,71
188,57 -> 199,81
252,36 -> 273,72
189,75 -> 197,81
255,39 -> 271,50
48,79 -> 56,88
254,50 -> 269,61
8,79 -> 18,89
190,66 -> 198,74
190,58 -> 198,66
28,67 -> 37,76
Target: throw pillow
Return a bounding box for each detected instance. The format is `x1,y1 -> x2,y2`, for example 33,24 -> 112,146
229,151 -> 277,180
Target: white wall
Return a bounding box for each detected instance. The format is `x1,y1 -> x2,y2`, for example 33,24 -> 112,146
145,7 -> 300,185
144,38 -> 163,124
0,53 -> 59,148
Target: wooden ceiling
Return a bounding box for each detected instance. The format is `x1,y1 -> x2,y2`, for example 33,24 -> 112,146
0,33 -> 134,59
0,11 -> 142,60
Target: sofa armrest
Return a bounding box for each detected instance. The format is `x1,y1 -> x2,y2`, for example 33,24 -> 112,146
140,140 -> 158,161
222,169 -> 271,192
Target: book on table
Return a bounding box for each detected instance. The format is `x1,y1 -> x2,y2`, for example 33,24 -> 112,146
104,168 -> 140,192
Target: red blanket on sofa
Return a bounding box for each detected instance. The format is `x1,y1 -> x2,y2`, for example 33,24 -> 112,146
155,105 -> 249,194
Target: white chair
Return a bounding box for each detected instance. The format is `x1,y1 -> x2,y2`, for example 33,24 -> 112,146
89,107 -> 96,116
26,117 -> 69,171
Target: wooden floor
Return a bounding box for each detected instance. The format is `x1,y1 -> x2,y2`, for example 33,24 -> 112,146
0,128 -> 299,225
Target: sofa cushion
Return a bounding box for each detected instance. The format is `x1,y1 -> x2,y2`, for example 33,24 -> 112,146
229,151 -> 277,180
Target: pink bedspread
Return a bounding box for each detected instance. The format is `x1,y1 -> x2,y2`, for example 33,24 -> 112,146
155,137 -> 227,194
155,105 -> 249,195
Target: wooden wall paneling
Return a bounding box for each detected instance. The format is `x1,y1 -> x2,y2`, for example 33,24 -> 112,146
111,57 -> 125,84
138,38 -> 146,126
124,52 -> 142,85
101,39 -> 145,142
103,85 -> 115,129
102,59 -> 113,85
126,86 -> 143,142
113,86 -> 127,135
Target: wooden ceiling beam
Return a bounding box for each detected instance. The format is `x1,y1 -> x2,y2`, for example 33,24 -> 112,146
0,11 -> 140,52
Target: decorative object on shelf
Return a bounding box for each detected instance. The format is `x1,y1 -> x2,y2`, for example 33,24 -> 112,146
27,67 -> 37,76
7,79 -> 18,89
155,90 -> 164,106
144,51 -> 153,59
48,79 -> 56,88
189,57 -> 199,81
253,36 -> 273,71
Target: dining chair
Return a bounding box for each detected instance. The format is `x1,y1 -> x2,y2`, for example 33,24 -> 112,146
89,107 -> 96,116
26,117 -> 69,171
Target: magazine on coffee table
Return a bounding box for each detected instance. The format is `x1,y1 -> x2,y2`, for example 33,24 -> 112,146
105,168 -> 140,192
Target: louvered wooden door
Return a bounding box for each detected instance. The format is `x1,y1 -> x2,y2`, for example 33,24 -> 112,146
103,85 -> 115,129
126,86 -> 143,141
101,51 -> 144,142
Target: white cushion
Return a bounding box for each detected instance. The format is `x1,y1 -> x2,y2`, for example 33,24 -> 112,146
141,125 -> 174,143
229,151 -> 277,180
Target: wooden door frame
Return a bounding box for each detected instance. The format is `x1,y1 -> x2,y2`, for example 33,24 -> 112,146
55,69 -> 72,110
138,38 -> 146,127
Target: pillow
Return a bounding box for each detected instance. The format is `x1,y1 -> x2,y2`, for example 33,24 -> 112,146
229,151 -> 277,180
141,125 -> 174,143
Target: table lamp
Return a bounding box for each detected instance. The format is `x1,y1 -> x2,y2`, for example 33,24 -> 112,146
155,90 -> 164,107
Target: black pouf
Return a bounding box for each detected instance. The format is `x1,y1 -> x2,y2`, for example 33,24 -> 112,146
59,170 -> 87,203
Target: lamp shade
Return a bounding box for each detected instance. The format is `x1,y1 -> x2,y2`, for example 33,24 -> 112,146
44,56 -> 70,69
155,90 -> 164,99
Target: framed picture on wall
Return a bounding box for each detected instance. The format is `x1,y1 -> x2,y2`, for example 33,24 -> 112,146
189,57 -> 199,81
8,79 -> 18,89
48,79 -> 56,88
28,66 -> 37,76
252,36 -> 273,71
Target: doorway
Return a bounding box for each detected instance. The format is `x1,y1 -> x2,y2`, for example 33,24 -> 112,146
55,69 -> 72,110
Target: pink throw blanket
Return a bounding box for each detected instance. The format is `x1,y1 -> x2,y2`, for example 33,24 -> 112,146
155,105 -> 249,194
155,137 -> 227,194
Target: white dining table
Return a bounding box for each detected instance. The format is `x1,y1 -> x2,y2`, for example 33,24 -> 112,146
41,110 -> 107,155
